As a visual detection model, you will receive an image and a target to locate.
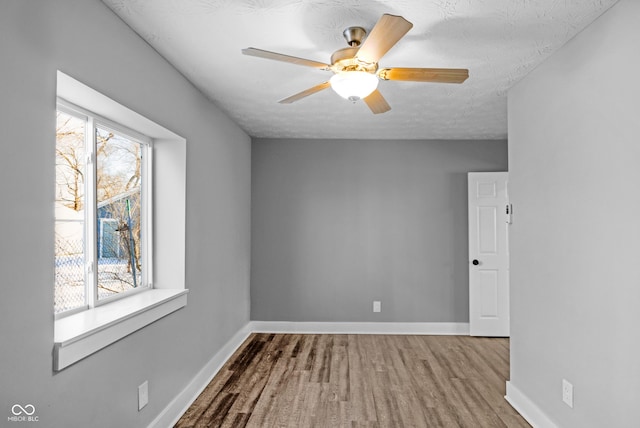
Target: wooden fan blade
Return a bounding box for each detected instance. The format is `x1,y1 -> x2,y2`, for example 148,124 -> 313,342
278,81 -> 331,104
242,47 -> 330,70
363,89 -> 391,114
378,67 -> 469,83
356,14 -> 413,65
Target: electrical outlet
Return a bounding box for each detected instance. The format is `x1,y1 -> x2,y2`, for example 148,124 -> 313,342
562,379 -> 573,408
373,301 -> 381,313
138,380 -> 149,411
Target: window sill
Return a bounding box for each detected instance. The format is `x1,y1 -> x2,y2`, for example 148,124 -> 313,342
54,289 -> 188,371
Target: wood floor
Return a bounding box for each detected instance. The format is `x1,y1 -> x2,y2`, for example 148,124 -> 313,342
175,333 -> 530,428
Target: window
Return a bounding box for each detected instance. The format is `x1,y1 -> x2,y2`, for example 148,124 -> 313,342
53,71 -> 187,371
55,103 -> 152,316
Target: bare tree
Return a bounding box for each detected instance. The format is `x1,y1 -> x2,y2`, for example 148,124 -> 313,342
55,112 -> 85,211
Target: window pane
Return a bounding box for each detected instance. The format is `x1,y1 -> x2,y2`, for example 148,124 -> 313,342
96,126 -> 144,299
55,111 -> 86,314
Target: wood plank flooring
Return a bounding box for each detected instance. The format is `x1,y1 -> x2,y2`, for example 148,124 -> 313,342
175,334 -> 530,428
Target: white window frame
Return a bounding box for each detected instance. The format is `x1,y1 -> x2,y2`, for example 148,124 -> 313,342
56,100 -> 154,316
53,71 -> 187,371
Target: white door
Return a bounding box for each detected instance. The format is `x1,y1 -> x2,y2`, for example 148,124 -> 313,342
468,172 -> 510,337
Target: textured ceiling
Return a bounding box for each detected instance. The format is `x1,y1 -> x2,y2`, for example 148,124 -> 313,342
102,0 -> 617,140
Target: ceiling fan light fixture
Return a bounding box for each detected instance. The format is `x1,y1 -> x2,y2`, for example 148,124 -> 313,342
242,14 -> 468,114
329,71 -> 378,102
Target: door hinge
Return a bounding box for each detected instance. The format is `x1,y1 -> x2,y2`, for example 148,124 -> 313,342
506,203 -> 513,224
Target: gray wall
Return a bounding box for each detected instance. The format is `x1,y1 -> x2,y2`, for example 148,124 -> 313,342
251,138 -> 507,322
0,1 -> 250,427
508,0 -> 640,426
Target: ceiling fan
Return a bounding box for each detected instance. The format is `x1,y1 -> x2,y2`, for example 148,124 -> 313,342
242,13 -> 469,114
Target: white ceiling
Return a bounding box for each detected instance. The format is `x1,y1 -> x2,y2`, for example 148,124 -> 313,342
102,0 -> 617,140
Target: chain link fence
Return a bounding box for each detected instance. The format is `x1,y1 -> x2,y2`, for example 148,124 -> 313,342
55,238 -> 85,314
55,235 -> 142,314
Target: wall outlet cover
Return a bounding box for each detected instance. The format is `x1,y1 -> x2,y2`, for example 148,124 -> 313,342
138,380 -> 149,411
562,379 -> 573,408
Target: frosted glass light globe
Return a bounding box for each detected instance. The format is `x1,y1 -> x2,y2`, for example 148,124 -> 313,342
329,71 -> 378,101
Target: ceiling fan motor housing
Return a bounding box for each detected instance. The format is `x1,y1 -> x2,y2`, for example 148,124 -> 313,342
330,47 -> 378,73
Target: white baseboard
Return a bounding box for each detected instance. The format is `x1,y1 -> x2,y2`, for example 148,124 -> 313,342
249,321 -> 470,335
505,381 -> 559,428
150,321 -> 469,427
148,324 -> 252,428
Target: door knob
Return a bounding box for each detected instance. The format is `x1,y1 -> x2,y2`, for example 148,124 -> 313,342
472,259 -> 479,265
